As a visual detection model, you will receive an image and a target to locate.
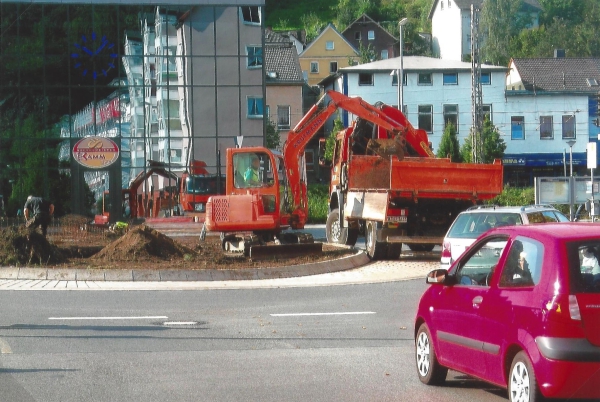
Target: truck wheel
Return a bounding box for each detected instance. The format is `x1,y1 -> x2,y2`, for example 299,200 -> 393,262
365,220 -> 387,260
408,244 -> 435,252
386,243 -> 402,259
326,209 -> 358,246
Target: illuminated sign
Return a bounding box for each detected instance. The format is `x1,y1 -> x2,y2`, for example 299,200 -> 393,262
73,136 -> 119,168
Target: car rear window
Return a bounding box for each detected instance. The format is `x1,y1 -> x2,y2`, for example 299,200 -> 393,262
447,212 -> 522,238
527,210 -> 569,223
566,241 -> 600,294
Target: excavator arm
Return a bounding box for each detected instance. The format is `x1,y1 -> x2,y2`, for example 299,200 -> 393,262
282,90 -> 414,229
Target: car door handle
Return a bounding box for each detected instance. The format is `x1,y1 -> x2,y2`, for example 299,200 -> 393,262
472,295 -> 483,308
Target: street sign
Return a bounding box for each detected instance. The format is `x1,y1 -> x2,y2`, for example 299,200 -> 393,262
587,142 -> 597,169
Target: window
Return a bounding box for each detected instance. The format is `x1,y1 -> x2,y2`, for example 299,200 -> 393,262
246,46 -> 262,68
443,104 -> 458,131
325,41 -> 334,50
310,61 -> 319,73
241,6 -> 260,24
305,149 -> 315,172
354,31 -> 361,40
392,72 -> 406,86
277,105 -> 290,130
418,73 -> 432,85
562,115 -> 575,139
511,116 -> 524,140
358,73 -> 373,86
482,105 -> 492,123
247,97 -> 263,118
329,61 -> 338,73
480,72 -> 491,85
441,1 -> 444,10
381,50 -> 389,60
443,73 -> 458,85
455,237 -> 508,286
499,237 -> 543,287
368,30 -> 375,40
448,0 -> 452,7
418,105 -> 433,133
540,116 -> 553,139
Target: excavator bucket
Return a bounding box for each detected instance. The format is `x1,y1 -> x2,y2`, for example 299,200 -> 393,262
366,137 -> 406,161
249,242 -> 323,261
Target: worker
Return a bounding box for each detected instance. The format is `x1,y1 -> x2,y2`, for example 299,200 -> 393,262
244,154 -> 261,186
23,195 -> 54,237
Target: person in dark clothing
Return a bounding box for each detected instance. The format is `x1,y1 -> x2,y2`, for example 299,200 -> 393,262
24,195 -> 54,237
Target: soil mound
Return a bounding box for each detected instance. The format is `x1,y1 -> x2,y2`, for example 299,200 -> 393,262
0,226 -> 65,266
91,225 -> 196,262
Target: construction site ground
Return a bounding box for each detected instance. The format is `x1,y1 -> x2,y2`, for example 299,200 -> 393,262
0,215 -> 356,271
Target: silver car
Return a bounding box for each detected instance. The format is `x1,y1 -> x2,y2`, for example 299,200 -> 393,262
440,205 -> 569,269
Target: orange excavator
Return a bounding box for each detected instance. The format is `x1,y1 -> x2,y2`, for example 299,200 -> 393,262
203,90 -> 503,258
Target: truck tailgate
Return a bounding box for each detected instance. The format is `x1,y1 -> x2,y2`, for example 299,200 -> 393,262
347,156 -> 503,200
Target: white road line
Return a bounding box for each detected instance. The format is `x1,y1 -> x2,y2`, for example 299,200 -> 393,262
0,338 -> 12,354
270,312 -> 376,317
48,316 -> 168,320
163,321 -> 198,326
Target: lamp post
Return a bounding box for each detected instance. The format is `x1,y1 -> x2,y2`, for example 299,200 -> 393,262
566,139 -> 576,220
397,18 -> 408,112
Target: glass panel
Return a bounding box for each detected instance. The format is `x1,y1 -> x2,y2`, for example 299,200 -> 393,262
511,116 -> 525,140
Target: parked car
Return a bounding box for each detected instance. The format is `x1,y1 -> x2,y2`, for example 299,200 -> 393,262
415,223 -> 600,401
440,205 -> 569,269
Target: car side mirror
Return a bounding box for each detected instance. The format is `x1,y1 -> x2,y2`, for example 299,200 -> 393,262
426,268 -> 449,284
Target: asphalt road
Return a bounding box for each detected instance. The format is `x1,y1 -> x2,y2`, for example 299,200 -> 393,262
0,281 -> 510,402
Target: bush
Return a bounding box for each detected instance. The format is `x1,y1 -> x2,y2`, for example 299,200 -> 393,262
307,183 -> 329,223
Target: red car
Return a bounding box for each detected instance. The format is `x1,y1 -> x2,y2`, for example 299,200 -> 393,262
414,223 -> 600,401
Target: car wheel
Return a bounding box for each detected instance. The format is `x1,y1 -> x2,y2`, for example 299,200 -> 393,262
415,323 -> 447,385
326,208 -> 358,246
508,351 -> 542,402
365,220 -> 387,260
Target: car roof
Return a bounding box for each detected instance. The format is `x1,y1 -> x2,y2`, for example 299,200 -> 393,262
485,222 -> 600,242
462,205 -> 558,214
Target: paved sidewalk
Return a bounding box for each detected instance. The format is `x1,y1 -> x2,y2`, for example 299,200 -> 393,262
0,259 -> 437,290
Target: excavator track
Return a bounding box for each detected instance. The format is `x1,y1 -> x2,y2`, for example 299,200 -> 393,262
220,232 -> 323,260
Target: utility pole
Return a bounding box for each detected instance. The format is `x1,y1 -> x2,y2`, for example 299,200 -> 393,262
471,4 -> 484,163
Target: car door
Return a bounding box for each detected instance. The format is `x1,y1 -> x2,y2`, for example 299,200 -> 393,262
433,236 -> 508,379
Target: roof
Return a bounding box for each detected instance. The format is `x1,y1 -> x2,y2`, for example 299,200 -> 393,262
341,13 -> 397,41
340,55 -> 507,72
299,23 -> 358,57
510,58 -> 600,93
264,30 -> 304,84
428,0 -> 541,20
488,222 -> 600,242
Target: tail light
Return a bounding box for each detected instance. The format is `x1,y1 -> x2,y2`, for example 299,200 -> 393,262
568,295 -> 582,320
387,208 -> 408,223
441,240 -> 452,259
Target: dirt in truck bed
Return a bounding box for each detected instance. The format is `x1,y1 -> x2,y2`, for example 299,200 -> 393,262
0,215 -> 355,270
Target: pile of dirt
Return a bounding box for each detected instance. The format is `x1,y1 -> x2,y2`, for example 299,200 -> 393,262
91,225 -> 196,262
0,226 -> 66,266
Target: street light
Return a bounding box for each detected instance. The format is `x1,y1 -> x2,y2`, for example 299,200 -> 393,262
397,18 -> 409,112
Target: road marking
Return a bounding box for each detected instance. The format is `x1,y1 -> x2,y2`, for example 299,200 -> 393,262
270,312 -> 376,317
48,316 -> 168,320
163,321 -> 198,326
0,338 -> 12,354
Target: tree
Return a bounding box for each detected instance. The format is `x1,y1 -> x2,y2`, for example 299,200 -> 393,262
301,12 -> 325,43
460,117 -> 506,164
323,118 -> 344,164
266,119 -> 281,150
436,123 -> 461,162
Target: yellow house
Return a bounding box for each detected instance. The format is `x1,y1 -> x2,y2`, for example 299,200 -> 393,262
299,23 -> 359,87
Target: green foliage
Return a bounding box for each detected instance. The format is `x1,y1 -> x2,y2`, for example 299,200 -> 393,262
266,119 -> 281,150
436,123 -> 461,162
487,186 -> 535,206
265,0 -> 337,30
357,42 -> 378,64
323,119 -> 344,163
300,12 -> 326,43
307,183 -> 329,223
481,0 -> 530,66
459,117 -> 506,164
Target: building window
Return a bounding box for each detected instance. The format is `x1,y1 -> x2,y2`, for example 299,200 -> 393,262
277,105 -> 290,130
305,149 -> 315,172
392,72 -> 406,86
241,6 -> 261,24
310,61 -> 319,73
482,105 -> 492,123
418,105 -> 433,133
480,72 -> 491,85
418,73 -> 432,85
540,116 -> 553,139
329,61 -> 338,73
448,0 -> 452,7
381,49 -> 389,59
368,30 -> 375,40
247,97 -> 263,118
443,73 -> 458,85
355,31 -> 361,40
511,116 -> 525,140
443,104 -> 458,131
326,41 -> 334,50
246,46 -> 262,68
441,1 -> 444,10
562,115 -> 575,139
359,73 -> 373,86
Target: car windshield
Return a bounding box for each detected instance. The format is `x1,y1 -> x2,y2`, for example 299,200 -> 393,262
566,241 -> 600,293
446,212 -> 522,239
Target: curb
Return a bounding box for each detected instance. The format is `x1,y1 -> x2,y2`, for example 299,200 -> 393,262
0,250 -> 370,282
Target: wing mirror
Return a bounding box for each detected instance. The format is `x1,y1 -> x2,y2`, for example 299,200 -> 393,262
426,268 -> 450,284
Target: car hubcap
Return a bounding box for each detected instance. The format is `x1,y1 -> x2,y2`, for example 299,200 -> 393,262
416,332 -> 430,377
510,362 -> 530,402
